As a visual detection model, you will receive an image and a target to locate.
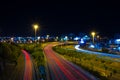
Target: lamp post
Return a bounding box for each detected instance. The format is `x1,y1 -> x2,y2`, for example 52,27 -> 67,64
91,32 -> 95,44
33,24 -> 39,42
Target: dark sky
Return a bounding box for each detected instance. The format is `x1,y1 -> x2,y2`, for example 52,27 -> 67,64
0,1 -> 120,37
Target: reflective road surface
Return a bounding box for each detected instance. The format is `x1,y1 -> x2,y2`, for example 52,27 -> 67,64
44,43 -> 97,80
22,50 -> 33,80
75,45 -> 120,59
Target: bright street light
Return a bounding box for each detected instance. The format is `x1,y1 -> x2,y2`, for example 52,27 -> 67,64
91,32 -> 95,43
33,24 -> 39,42
34,24 -> 38,30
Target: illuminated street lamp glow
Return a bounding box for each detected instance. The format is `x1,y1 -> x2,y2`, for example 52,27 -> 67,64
97,35 -> 100,38
33,24 -> 39,41
34,24 -> 38,30
91,32 -> 96,43
91,32 -> 95,37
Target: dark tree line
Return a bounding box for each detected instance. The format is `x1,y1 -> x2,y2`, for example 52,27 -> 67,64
0,42 -> 21,71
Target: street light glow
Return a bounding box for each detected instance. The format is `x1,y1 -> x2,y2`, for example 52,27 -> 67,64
91,32 -> 96,43
33,24 -> 39,42
91,32 -> 95,36
34,24 -> 39,30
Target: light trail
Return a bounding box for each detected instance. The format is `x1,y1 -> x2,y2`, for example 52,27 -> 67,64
75,45 -> 120,59
22,50 -> 33,80
44,44 -> 97,80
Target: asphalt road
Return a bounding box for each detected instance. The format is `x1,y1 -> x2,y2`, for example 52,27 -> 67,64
75,45 -> 120,59
44,43 -> 97,80
22,50 -> 43,80
22,50 -> 33,80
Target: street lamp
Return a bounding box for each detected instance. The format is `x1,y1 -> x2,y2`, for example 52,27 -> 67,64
33,24 -> 39,42
91,32 -> 95,44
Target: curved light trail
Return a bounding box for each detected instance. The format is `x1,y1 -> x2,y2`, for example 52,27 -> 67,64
22,50 -> 33,80
75,45 -> 120,59
44,44 -> 97,80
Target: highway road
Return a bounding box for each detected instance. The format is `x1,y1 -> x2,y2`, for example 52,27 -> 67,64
44,43 -> 97,80
22,50 -> 41,80
75,45 -> 120,59
22,50 -> 33,80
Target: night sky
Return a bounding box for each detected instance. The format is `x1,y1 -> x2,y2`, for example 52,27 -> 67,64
0,1 -> 120,37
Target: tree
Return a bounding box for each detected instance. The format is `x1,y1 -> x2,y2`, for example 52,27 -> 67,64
0,43 -> 12,71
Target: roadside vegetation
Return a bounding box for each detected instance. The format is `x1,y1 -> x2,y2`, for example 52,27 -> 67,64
19,43 -> 50,67
53,45 -> 120,80
19,43 -> 46,79
0,42 -> 22,80
0,42 -> 47,80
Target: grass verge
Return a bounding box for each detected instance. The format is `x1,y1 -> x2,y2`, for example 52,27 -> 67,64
53,45 -> 120,80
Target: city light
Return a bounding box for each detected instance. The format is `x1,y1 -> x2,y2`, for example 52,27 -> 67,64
115,39 -> 120,44
91,32 -> 95,36
80,39 -> 84,44
33,24 -> 38,30
64,36 -> 68,41
37,36 -> 40,40
33,24 -> 39,41
89,44 -> 95,48
74,37 -> 80,40
91,32 -> 96,43
116,39 -> 120,41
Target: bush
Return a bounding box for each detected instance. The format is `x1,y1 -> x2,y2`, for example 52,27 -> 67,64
19,44 -> 45,67
0,43 -> 21,62
53,45 -> 120,80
